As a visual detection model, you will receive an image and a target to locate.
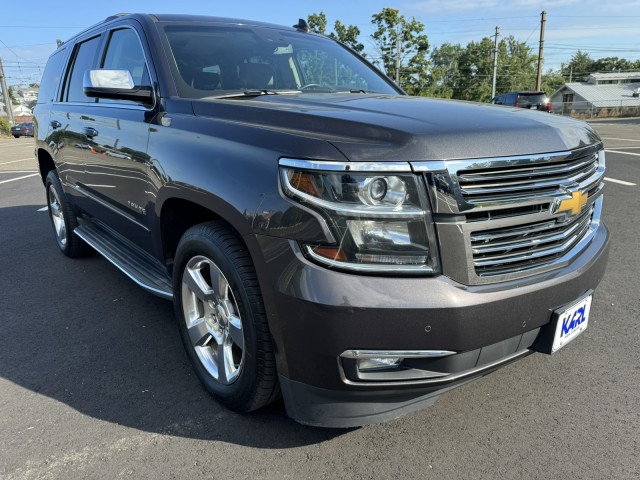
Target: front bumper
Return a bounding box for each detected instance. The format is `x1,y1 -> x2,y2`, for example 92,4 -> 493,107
253,221 -> 609,427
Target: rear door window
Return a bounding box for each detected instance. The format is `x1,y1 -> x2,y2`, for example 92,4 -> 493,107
38,48 -> 67,104
65,36 -> 101,103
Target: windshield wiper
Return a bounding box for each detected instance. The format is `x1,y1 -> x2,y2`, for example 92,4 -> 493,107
213,89 -> 301,99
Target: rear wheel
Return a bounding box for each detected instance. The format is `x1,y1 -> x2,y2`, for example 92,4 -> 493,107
173,221 -> 279,412
45,170 -> 89,257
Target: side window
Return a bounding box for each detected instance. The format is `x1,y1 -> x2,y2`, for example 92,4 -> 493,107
38,48 -> 67,104
65,36 -> 101,103
101,28 -> 150,87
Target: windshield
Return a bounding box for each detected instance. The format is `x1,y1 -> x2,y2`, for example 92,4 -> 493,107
159,23 -> 399,98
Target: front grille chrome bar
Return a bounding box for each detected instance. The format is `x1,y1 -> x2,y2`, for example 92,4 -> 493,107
410,144 -> 605,285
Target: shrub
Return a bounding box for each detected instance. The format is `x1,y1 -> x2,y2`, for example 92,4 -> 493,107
0,117 -> 10,136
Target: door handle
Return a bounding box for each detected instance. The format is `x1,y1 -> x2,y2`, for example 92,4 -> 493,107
84,127 -> 99,138
50,120 -> 61,129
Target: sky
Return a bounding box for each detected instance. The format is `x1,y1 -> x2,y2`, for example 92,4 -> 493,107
1,0 -> 640,87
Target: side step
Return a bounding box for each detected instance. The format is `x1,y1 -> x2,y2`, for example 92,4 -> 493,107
74,220 -> 173,300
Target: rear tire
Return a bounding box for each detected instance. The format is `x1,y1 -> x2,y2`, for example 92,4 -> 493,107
45,170 -> 89,258
173,221 -> 279,412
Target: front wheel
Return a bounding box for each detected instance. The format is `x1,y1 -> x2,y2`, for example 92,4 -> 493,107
173,221 -> 279,412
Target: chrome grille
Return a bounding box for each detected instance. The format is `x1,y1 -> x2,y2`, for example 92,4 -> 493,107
412,144 -> 605,285
457,150 -> 599,205
471,205 -> 594,276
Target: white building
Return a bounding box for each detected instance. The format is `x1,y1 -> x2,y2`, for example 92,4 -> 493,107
550,72 -> 640,116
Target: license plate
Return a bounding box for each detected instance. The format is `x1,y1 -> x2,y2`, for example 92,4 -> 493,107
551,295 -> 592,353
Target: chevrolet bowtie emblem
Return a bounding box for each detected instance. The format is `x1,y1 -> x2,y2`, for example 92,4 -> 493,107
555,190 -> 588,216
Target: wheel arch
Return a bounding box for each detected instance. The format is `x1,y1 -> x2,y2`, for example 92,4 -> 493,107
36,148 -> 56,184
157,189 -> 256,275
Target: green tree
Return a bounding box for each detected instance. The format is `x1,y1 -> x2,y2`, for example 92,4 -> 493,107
307,12 -> 327,34
7,86 -> 19,105
308,12 -> 365,56
566,51 -> 594,80
591,56 -> 634,72
541,69 -> 565,96
370,7 -> 430,95
331,21 -> 365,55
451,35 -> 537,102
425,42 -> 463,98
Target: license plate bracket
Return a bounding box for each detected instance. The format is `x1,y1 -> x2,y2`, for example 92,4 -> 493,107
533,291 -> 593,354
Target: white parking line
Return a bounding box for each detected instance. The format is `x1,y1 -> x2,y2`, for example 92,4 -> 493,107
0,170 -> 38,174
605,177 -> 637,186
605,149 -> 640,157
0,158 -> 34,166
37,206 -> 48,212
602,137 -> 640,142
0,173 -> 38,185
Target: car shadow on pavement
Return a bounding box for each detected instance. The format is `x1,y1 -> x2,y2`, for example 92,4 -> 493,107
0,205 -> 349,447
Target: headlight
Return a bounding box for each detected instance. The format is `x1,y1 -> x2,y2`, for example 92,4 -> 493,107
279,159 -> 440,274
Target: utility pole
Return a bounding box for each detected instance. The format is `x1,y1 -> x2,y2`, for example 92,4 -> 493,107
0,57 -> 15,125
535,10 -> 547,91
491,26 -> 500,99
395,30 -> 402,85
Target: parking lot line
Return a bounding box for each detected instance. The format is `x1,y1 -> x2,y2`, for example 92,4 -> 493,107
0,158 -> 34,166
0,170 -> 38,174
605,177 -> 637,186
601,137 -> 640,142
0,173 -> 38,185
605,149 -> 640,157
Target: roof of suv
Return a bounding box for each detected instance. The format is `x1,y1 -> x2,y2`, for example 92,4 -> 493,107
58,13 -> 302,48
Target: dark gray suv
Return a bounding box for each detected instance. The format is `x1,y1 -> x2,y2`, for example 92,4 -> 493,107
33,14 -> 609,427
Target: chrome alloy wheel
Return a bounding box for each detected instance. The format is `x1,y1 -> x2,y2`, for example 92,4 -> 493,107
181,255 -> 245,385
48,183 -> 67,247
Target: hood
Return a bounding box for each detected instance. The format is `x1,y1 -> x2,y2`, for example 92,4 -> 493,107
191,93 -> 601,162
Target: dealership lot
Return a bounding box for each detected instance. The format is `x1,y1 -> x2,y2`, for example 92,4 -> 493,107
0,121 -> 638,479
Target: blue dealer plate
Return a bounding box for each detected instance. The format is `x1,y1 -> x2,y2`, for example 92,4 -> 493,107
551,295 -> 592,353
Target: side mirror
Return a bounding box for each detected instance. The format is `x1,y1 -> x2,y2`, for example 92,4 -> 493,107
83,69 -> 153,104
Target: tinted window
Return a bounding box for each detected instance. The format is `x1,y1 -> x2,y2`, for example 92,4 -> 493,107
161,24 -> 397,98
101,28 -> 149,86
66,36 -> 100,103
517,93 -> 547,106
38,48 -> 67,104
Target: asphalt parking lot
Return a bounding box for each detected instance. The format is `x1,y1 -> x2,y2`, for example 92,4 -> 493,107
1,120 -> 639,480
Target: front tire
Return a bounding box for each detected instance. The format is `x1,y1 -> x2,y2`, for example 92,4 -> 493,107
173,221 -> 279,412
45,170 -> 88,258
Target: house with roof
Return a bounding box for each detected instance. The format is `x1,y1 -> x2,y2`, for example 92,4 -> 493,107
550,72 -> 640,117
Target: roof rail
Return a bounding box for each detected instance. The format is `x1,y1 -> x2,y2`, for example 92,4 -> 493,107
104,13 -> 130,22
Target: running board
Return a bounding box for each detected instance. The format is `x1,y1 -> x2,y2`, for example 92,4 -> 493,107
74,220 -> 173,300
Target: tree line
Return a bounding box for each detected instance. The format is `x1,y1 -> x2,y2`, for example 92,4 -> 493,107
308,9 -> 640,102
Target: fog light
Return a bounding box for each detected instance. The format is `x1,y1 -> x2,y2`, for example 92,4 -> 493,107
357,357 -> 402,371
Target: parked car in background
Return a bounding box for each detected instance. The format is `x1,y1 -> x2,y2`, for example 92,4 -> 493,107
33,14 -> 608,428
11,122 -> 34,138
490,91 -> 552,112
